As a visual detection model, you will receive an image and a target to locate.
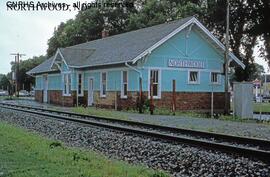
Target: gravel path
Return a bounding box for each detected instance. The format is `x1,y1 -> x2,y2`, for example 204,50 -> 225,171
0,107 -> 269,177
3,99 -> 270,140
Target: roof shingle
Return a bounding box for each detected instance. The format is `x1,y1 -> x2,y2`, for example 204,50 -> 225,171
28,16 -> 193,74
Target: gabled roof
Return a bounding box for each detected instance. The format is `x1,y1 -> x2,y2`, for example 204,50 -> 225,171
27,16 -> 245,75
27,56 -> 56,75
58,48 -> 96,67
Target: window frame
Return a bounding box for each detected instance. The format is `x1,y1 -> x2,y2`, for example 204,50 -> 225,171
121,70 -> 128,99
148,69 -> 161,99
77,72 -> 84,96
100,72 -> 107,98
62,72 -> 71,96
188,70 -> 200,84
210,72 -> 220,84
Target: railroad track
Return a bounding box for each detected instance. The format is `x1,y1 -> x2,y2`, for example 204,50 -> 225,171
0,102 -> 269,163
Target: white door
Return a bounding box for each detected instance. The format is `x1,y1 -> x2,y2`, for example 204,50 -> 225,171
43,75 -> 48,103
88,78 -> 94,106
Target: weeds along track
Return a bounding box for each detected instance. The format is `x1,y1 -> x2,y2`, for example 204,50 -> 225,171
0,102 -> 269,164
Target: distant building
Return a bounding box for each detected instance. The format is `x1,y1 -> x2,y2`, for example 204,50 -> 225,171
27,17 -> 244,112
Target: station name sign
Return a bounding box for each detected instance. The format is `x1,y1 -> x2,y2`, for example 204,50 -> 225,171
168,59 -> 205,69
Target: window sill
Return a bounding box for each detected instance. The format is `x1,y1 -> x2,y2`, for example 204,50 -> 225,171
120,96 -> 127,99
210,82 -> 221,85
63,94 -> 71,97
148,96 -> 161,99
188,82 -> 200,85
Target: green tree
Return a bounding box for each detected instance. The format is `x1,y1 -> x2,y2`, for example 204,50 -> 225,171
0,75 -> 11,90
10,55 -> 46,91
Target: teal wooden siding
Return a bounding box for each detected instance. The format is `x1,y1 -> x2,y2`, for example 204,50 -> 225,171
48,74 -> 62,90
107,71 -> 121,91
84,72 -> 100,91
35,76 -> 43,90
140,28 -> 224,92
35,28 -> 225,93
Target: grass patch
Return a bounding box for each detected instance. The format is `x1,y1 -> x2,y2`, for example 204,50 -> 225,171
0,96 -> 18,100
71,106 -> 129,120
126,107 -> 207,118
0,121 -> 168,177
253,102 -> 270,113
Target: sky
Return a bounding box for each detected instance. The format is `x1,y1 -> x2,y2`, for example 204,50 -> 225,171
0,0 -> 81,74
0,0 -> 269,75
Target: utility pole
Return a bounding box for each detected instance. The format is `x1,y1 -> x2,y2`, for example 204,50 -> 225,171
10,53 -> 26,97
224,0 -> 230,115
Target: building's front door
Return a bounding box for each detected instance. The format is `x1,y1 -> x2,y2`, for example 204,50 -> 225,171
43,75 -> 48,103
88,78 -> 94,106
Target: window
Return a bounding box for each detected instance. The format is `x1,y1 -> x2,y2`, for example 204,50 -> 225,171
77,73 -> 84,96
100,72 -> 106,97
189,71 -> 199,84
63,73 -> 71,96
211,72 -> 219,84
150,70 -> 160,98
121,71 -> 128,98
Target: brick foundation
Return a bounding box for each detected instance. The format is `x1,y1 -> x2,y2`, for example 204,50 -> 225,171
35,90 -> 227,112
94,91 -> 227,113
35,90 -> 43,102
35,90 -> 75,107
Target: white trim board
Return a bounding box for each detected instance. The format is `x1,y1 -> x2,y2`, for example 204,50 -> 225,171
147,68 -> 162,99
131,17 -> 245,69
140,66 -> 222,73
51,48 -> 70,70
77,72 -> 84,97
120,70 -> 128,99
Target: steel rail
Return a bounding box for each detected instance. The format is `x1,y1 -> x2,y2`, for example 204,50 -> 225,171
0,103 -> 269,163
1,102 -> 270,149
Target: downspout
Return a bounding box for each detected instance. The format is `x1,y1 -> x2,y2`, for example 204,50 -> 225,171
125,61 -> 143,113
125,61 -> 142,78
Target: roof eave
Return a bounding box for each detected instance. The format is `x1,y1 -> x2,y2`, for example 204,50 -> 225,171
69,60 -> 133,69
131,17 -> 245,69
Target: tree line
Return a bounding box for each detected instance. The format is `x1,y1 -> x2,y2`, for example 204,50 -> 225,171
47,0 -> 269,81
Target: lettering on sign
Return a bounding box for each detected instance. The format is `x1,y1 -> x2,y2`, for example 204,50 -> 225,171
168,59 -> 205,68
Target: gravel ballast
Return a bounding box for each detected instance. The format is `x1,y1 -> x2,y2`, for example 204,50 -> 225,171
3,100 -> 270,140
0,107 -> 269,177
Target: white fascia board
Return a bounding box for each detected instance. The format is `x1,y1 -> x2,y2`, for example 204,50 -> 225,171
132,18 -> 196,64
193,18 -> 245,69
68,60 -> 133,68
131,17 -> 245,69
51,48 -> 70,70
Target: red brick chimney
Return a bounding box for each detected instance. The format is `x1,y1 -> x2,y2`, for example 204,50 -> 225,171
102,29 -> 109,38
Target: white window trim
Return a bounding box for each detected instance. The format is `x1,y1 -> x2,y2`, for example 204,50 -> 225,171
62,73 -> 71,96
121,70 -> 128,99
210,71 -> 221,85
77,72 -> 84,96
148,69 -> 161,99
100,72 -> 107,98
188,70 -> 200,84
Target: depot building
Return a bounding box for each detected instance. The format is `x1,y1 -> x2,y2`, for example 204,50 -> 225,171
27,16 -> 245,112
